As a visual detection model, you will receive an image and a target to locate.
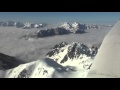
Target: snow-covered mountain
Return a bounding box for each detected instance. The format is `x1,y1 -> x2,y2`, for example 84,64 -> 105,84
47,42 -> 98,69
0,21 -> 47,29
59,22 -> 87,33
0,42 -> 98,78
0,21 -> 16,27
23,22 -> 46,29
21,22 -> 88,39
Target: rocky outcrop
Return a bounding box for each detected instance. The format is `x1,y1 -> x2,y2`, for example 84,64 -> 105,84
47,42 -> 98,68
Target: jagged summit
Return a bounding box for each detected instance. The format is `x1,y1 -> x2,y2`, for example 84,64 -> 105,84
47,42 -> 98,68
71,22 -> 80,29
59,22 -> 71,30
59,22 -> 87,33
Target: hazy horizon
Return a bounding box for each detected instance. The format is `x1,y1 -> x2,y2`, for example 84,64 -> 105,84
0,12 -> 119,25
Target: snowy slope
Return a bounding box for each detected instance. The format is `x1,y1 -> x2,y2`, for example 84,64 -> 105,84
5,60 -> 55,78
22,22 -> 88,39
3,58 -> 90,78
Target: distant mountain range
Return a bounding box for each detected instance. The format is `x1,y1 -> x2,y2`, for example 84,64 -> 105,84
21,22 -> 89,39
0,21 -> 47,29
0,21 -> 113,39
0,21 -> 112,29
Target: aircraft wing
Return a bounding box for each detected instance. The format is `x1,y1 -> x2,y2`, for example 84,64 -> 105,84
87,20 -> 120,78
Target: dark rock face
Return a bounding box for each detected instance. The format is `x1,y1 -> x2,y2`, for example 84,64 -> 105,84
67,43 -> 89,59
0,22 -> 4,26
75,24 -> 87,33
6,21 -> 15,26
31,23 -> 35,28
29,27 -> 70,38
60,55 -> 68,63
75,29 -> 85,33
18,69 -> 30,78
53,42 -> 68,49
46,50 -> 57,57
67,43 -> 98,59
47,42 -> 68,57
16,22 -> 24,28
0,53 -> 24,70
55,27 -> 70,35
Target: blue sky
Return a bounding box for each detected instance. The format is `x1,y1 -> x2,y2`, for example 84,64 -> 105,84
0,12 -> 120,25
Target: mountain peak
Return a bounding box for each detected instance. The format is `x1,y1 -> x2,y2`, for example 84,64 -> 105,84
47,42 -> 98,69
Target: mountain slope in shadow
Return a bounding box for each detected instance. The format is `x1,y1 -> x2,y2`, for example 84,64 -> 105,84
0,53 -> 24,70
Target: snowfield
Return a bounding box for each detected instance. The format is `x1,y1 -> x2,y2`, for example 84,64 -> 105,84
3,59 -> 89,78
